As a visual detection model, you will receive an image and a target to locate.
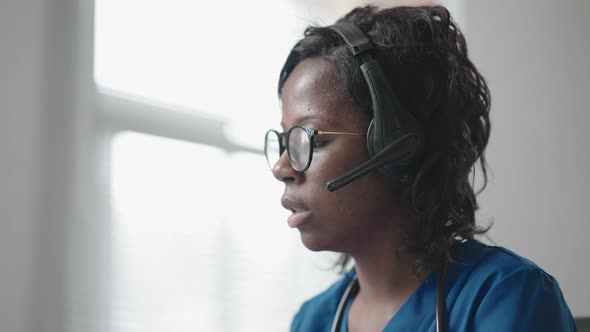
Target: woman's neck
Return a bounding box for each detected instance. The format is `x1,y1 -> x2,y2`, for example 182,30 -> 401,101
345,210 -> 428,319
353,245 -> 423,304
346,240 -> 428,332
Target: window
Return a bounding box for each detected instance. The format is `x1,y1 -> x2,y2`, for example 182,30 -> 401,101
109,132 -> 341,331
94,1 -> 347,330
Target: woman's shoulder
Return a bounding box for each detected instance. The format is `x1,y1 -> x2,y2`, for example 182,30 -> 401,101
450,239 -> 563,303
448,239 -> 577,331
290,269 -> 355,332
452,239 -> 542,275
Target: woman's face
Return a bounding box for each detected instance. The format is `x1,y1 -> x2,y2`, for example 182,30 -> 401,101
272,57 -> 402,254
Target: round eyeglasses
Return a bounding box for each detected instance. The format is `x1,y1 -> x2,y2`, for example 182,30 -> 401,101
264,125 -> 366,172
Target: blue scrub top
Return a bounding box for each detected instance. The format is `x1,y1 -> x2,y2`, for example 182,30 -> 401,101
290,240 -> 577,331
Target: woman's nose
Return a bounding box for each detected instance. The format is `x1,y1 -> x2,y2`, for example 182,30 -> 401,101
271,151 -> 303,184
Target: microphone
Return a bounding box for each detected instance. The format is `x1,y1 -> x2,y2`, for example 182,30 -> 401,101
325,133 -> 420,192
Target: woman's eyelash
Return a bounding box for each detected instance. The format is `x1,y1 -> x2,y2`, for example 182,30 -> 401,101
313,140 -> 327,149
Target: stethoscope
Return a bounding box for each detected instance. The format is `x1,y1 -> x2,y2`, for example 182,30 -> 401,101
331,261 -> 449,332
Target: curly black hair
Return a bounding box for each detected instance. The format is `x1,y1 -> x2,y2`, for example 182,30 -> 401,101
278,5 -> 491,274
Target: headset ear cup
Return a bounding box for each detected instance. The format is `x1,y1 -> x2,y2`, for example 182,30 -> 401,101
366,119 -> 397,178
366,114 -> 423,179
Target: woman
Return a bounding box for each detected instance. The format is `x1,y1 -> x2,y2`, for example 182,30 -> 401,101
264,5 -> 576,332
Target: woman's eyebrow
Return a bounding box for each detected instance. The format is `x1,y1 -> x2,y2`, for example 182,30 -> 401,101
281,114 -> 335,129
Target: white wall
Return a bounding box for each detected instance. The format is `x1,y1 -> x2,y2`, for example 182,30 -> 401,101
465,0 -> 590,317
0,1 -> 44,331
0,1 -> 87,332
0,1 -> 588,332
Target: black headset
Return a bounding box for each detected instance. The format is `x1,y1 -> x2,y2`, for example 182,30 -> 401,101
325,22 -> 424,192
326,22 -> 448,332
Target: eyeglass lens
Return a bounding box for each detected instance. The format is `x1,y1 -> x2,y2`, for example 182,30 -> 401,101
264,131 -> 281,170
265,127 -> 311,172
288,127 -> 310,171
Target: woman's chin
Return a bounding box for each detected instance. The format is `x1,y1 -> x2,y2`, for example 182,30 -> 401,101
299,230 -> 337,252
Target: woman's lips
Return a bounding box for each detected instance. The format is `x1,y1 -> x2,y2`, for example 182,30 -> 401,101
281,196 -> 310,228
287,210 -> 311,228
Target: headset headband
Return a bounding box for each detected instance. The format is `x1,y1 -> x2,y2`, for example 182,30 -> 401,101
328,22 -> 373,57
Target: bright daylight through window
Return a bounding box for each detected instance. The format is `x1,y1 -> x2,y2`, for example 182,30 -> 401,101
94,0 -> 341,331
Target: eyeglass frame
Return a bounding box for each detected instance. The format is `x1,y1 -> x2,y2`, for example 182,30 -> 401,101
265,125 -> 366,173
